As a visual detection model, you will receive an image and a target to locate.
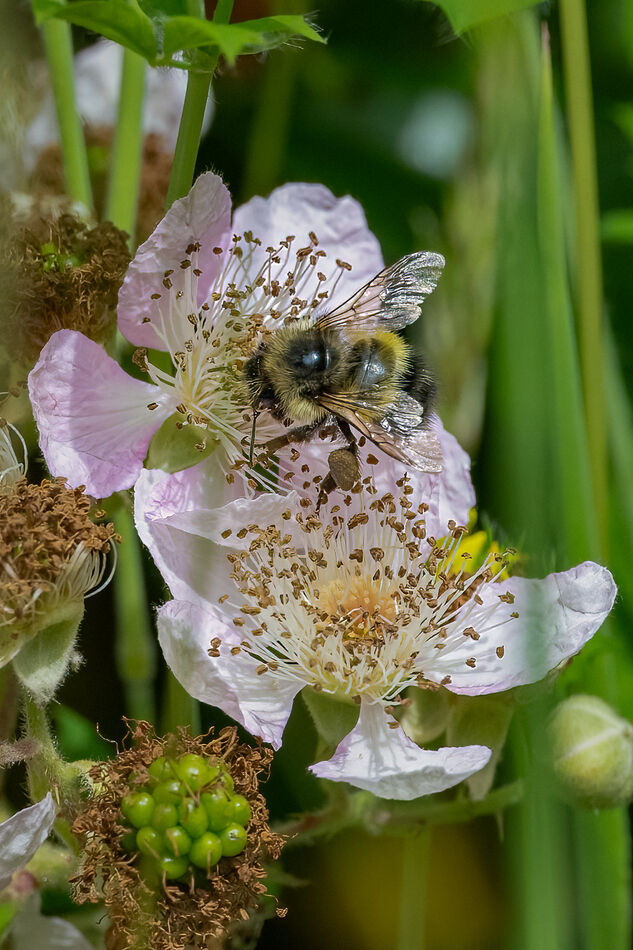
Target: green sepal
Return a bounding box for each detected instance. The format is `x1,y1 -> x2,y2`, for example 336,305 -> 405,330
302,688 -> 359,750
400,688 -> 451,745
12,603 -> 83,705
446,694 -> 514,801
145,413 -> 217,474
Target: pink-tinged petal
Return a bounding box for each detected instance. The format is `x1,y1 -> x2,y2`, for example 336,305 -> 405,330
426,562 -> 617,695
28,330 -> 175,497
431,414 -> 475,529
157,600 -> 300,749
118,172 -> 232,348
0,794 -> 56,889
134,455 -> 237,606
233,183 -> 384,310
310,702 -> 491,800
135,460 -> 297,605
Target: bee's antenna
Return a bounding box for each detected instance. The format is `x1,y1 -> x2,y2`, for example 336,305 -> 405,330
249,409 -> 260,467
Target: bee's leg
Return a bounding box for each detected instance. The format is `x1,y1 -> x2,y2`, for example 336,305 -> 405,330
259,423 -> 321,460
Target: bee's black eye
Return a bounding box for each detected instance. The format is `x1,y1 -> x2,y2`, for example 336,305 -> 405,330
288,339 -> 331,374
300,347 -> 326,370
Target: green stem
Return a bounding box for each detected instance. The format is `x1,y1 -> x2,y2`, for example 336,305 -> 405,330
40,19 -> 92,209
397,830 -> 431,950
165,69 -> 213,210
105,48 -> 147,247
162,672 -> 201,734
109,500 -> 157,723
559,0 -> 608,555
164,0 -> 234,209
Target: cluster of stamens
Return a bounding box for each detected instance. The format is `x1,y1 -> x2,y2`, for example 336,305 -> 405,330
136,229 -> 353,486
216,477 -> 518,706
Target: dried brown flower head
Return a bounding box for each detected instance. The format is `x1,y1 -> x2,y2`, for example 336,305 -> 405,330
0,423 -> 116,658
29,126 -> 172,243
71,721 -> 285,950
0,209 -> 130,365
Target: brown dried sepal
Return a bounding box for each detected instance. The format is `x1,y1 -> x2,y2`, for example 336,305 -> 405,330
0,475 -> 116,622
71,721 -> 284,950
0,209 -> 130,365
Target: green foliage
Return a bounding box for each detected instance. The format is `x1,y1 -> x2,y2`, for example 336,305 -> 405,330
30,0 -> 324,68
425,0 -> 540,34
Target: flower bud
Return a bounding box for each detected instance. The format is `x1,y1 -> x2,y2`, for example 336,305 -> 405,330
548,694 -> 633,809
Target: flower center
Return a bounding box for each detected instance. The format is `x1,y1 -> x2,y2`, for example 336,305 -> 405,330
319,576 -> 397,640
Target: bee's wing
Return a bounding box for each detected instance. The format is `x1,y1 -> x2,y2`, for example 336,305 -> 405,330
315,251 -> 445,333
318,392 -> 443,474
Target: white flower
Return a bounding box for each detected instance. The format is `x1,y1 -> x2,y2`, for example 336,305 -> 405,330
154,479 -> 616,800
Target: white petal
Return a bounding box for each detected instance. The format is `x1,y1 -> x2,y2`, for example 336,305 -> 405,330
425,562 -> 617,694
233,183 -> 384,310
157,600 -> 300,749
28,330 -> 175,497
118,171 -> 232,348
0,794 -> 56,890
135,461 -> 297,606
10,894 -> 93,950
310,702 -> 491,800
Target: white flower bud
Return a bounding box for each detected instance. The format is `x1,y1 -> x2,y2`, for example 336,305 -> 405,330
548,694 -> 633,810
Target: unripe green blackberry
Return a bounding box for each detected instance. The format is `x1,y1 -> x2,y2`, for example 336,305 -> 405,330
116,749 -> 257,881
549,694 -> 633,809
73,722 -> 284,949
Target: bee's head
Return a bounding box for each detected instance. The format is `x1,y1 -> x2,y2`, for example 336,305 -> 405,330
285,330 -> 334,377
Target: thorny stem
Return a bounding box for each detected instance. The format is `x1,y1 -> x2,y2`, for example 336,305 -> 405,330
105,48 -> 146,247
40,19 -> 93,209
281,780 -> 524,846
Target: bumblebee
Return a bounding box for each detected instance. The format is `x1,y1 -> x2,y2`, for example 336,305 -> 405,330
244,252 -> 445,494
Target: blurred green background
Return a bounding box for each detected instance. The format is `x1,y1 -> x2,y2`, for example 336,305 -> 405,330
3,0 -> 633,947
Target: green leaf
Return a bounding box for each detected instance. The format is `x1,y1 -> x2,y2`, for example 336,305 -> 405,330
302,689 -> 358,750
425,0 -> 540,34
161,16 -> 263,64
34,0 -> 157,61
32,2 -> 323,68
237,15 -> 325,46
